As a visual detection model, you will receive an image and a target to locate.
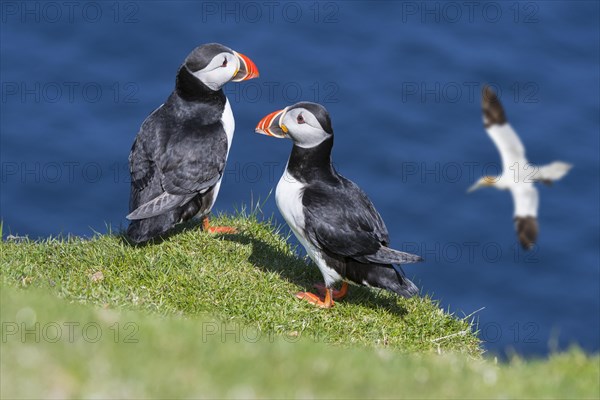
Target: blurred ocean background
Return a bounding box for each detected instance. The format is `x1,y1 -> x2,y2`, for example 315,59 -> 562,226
1,1 -> 598,357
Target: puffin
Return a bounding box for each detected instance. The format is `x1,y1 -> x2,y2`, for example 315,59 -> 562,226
126,43 -> 259,244
255,102 -> 422,308
468,85 -> 572,249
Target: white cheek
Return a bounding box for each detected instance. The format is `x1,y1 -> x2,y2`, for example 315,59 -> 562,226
193,66 -> 235,90
292,124 -> 329,148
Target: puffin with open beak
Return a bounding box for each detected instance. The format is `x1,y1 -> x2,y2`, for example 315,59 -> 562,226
256,102 -> 422,308
126,43 -> 259,244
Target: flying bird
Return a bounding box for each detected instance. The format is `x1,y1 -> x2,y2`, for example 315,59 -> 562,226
126,43 -> 259,244
468,85 -> 572,249
256,102 -> 422,308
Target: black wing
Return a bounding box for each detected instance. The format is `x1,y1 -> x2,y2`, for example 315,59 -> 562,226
129,131 -> 160,214
303,177 -> 422,265
303,177 -> 390,260
158,119 -> 227,195
128,106 -> 227,219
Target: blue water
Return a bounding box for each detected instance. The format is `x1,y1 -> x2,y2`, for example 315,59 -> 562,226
1,1 -> 598,357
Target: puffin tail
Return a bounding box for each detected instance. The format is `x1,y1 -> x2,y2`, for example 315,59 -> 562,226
389,265 -> 420,298
392,277 -> 419,298
126,212 -> 178,244
346,262 -> 420,299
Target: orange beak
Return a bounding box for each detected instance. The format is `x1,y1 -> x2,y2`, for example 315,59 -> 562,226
232,51 -> 259,82
255,109 -> 287,138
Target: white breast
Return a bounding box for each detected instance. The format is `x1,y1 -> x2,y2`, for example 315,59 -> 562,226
276,167 -> 306,237
221,98 -> 235,155
203,97 -> 234,213
275,167 -> 342,286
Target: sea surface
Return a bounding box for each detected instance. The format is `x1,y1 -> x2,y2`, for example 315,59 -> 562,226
2,1 -> 599,357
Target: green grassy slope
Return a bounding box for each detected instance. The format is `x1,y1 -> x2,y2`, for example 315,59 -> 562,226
2,216 -> 598,398
1,215 -> 480,355
2,287 -> 598,399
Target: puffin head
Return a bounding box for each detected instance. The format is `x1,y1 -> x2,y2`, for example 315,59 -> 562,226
183,43 -> 259,91
255,102 -> 333,148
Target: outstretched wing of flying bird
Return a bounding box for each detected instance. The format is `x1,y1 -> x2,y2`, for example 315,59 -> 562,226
510,184 -> 539,218
482,86 -> 528,172
533,161 -> 573,182
486,123 -> 528,173
514,216 -> 539,250
510,185 -> 539,249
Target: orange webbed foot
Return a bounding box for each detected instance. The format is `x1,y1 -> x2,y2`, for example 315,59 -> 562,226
295,289 -> 335,308
314,282 -> 349,300
202,216 -> 238,234
207,226 -> 238,234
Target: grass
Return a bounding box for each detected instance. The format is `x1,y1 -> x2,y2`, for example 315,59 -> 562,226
1,214 -> 480,355
2,286 -> 598,398
1,215 -> 598,398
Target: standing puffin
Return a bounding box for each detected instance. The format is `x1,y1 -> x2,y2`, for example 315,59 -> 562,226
468,86 -> 572,249
126,43 -> 259,244
256,102 -> 422,308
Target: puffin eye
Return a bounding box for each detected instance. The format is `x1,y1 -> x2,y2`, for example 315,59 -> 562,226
297,113 -> 305,124
221,58 -> 228,67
